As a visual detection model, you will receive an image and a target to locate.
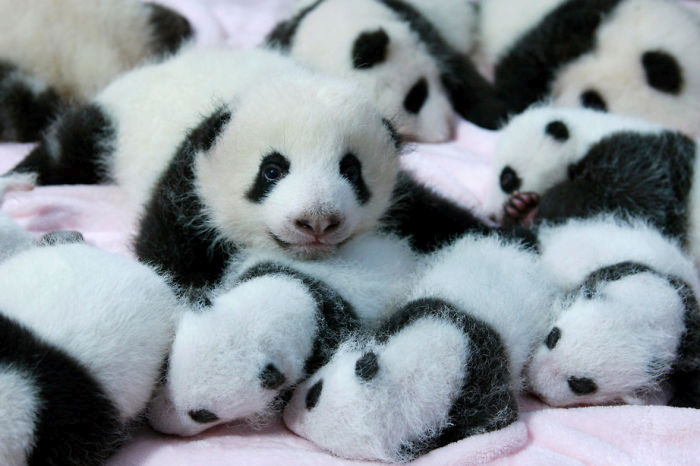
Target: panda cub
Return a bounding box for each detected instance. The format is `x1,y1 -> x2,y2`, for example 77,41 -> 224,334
483,106 -> 700,263
284,233 -> 556,462
0,0 -> 192,141
480,0 -> 700,135
148,233 -> 416,437
528,216 -> 700,408
0,242 -> 183,465
266,0 -> 508,141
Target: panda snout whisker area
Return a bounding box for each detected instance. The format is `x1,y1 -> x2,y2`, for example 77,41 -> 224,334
294,214 -> 343,237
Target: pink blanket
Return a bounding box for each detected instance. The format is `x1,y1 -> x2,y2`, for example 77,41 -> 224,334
1,1 -> 698,464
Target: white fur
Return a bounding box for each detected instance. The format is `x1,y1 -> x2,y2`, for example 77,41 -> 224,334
280,0 -> 457,142
0,0 -> 169,101
0,368 -> 39,466
284,234 -> 556,461
149,233 -> 417,436
0,244 -> 182,422
528,215 -> 699,406
483,106 -> 663,221
95,47 -> 400,258
405,0 -> 479,55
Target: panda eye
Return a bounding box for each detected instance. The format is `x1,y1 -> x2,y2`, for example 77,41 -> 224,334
404,77 -> 428,114
340,154 -> 362,183
263,164 -> 283,182
499,166 -> 521,194
545,327 -> 561,350
246,152 -> 291,203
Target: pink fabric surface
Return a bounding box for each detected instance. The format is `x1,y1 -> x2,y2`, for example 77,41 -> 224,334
1,0 -> 698,464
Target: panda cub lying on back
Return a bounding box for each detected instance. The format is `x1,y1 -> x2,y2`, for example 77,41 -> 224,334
483,106 -> 700,263
7,47 -> 494,295
267,0 -> 508,141
480,0 -> 700,134
0,0 -> 192,141
528,216 -> 700,408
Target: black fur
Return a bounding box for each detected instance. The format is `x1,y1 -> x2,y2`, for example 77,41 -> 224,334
145,2 -> 193,56
567,376 -> 598,395
39,231 -> 85,247
545,327 -> 561,350
246,152 -> 291,203
352,29 -> 390,69
536,131 -> 697,242
355,351 -> 380,381
135,106 -> 233,297
381,172 -> 492,253
376,0 -> 508,129
0,312 -> 123,466
9,103 -> 115,185
580,89 -> 608,112
642,50 -> 683,95
0,61 -> 63,142
237,262 -> 360,377
499,166 -> 521,194
382,118 -> 402,149
265,0 -> 326,49
667,277 -> 700,408
305,380 -> 323,410
379,298 -> 518,460
403,77 -> 428,114
259,363 -> 286,390
545,120 -> 570,141
188,408 -> 220,424
494,0 -> 623,113
578,261 -> 653,299
340,153 -> 371,205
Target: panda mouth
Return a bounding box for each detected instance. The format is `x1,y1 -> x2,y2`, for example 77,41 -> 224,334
269,233 -> 344,257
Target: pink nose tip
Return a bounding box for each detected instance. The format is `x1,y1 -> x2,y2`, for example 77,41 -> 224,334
294,215 -> 342,236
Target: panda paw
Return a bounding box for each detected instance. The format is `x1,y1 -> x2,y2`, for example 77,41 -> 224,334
503,192 -> 539,227
283,306 -> 518,462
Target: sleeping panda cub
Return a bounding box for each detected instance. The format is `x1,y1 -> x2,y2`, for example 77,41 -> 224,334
528,216 -> 700,408
148,233 -> 416,436
483,106 -> 700,263
266,0 -> 508,141
480,0 -> 700,135
284,233 -> 556,462
0,0 -> 192,141
0,242 -> 183,465
7,46 -> 493,295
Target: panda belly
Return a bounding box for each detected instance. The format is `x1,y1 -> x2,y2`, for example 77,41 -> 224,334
98,48 -> 296,209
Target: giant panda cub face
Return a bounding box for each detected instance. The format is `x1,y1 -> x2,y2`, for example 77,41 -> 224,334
195,74 -> 400,260
526,272 -> 685,407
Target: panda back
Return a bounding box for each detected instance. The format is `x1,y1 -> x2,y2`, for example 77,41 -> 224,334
0,244 -> 181,421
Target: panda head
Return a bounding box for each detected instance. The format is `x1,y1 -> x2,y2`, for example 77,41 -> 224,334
526,272 -> 686,407
483,106 -> 661,222
148,274 -> 319,436
550,0 -> 700,136
195,72 -> 401,260
284,0 -> 456,143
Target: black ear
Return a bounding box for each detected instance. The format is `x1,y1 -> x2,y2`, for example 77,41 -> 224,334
352,29 -> 390,69
642,50 -> 683,95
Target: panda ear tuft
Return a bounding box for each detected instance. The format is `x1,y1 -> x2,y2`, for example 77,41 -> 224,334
352,28 -> 390,69
642,50 -> 683,95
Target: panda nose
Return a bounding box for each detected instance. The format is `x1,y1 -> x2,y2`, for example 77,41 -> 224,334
295,214 -> 342,236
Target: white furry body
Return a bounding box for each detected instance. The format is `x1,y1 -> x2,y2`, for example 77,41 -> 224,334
528,216 -> 699,406
0,0 -> 161,101
284,234 -> 556,461
279,0 -> 458,142
148,233 -> 417,437
0,244 -> 182,463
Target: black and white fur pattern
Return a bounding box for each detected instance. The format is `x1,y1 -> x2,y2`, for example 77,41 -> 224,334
284,233 -> 556,462
148,233 -> 417,436
0,242 -> 182,465
527,216 -> 700,408
483,106 -> 700,263
266,0 -> 508,141
0,0 -> 192,142
480,0 -> 700,135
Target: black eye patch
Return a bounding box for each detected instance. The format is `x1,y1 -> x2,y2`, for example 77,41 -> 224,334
340,153 -> 370,205
580,89 -> 608,112
188,408 -> 220,424
545,327 -> 561,350
545,120 -> 569,142
352,28 -> 390,69
246,152 -> 290,203
642,50 -> 683,95
567,376 -> 598,395
499,166 -> 521,194
259,363 -> 286,390
404,77 -> 428,114
306,379 -> 323,410
355,351 -> 379,381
